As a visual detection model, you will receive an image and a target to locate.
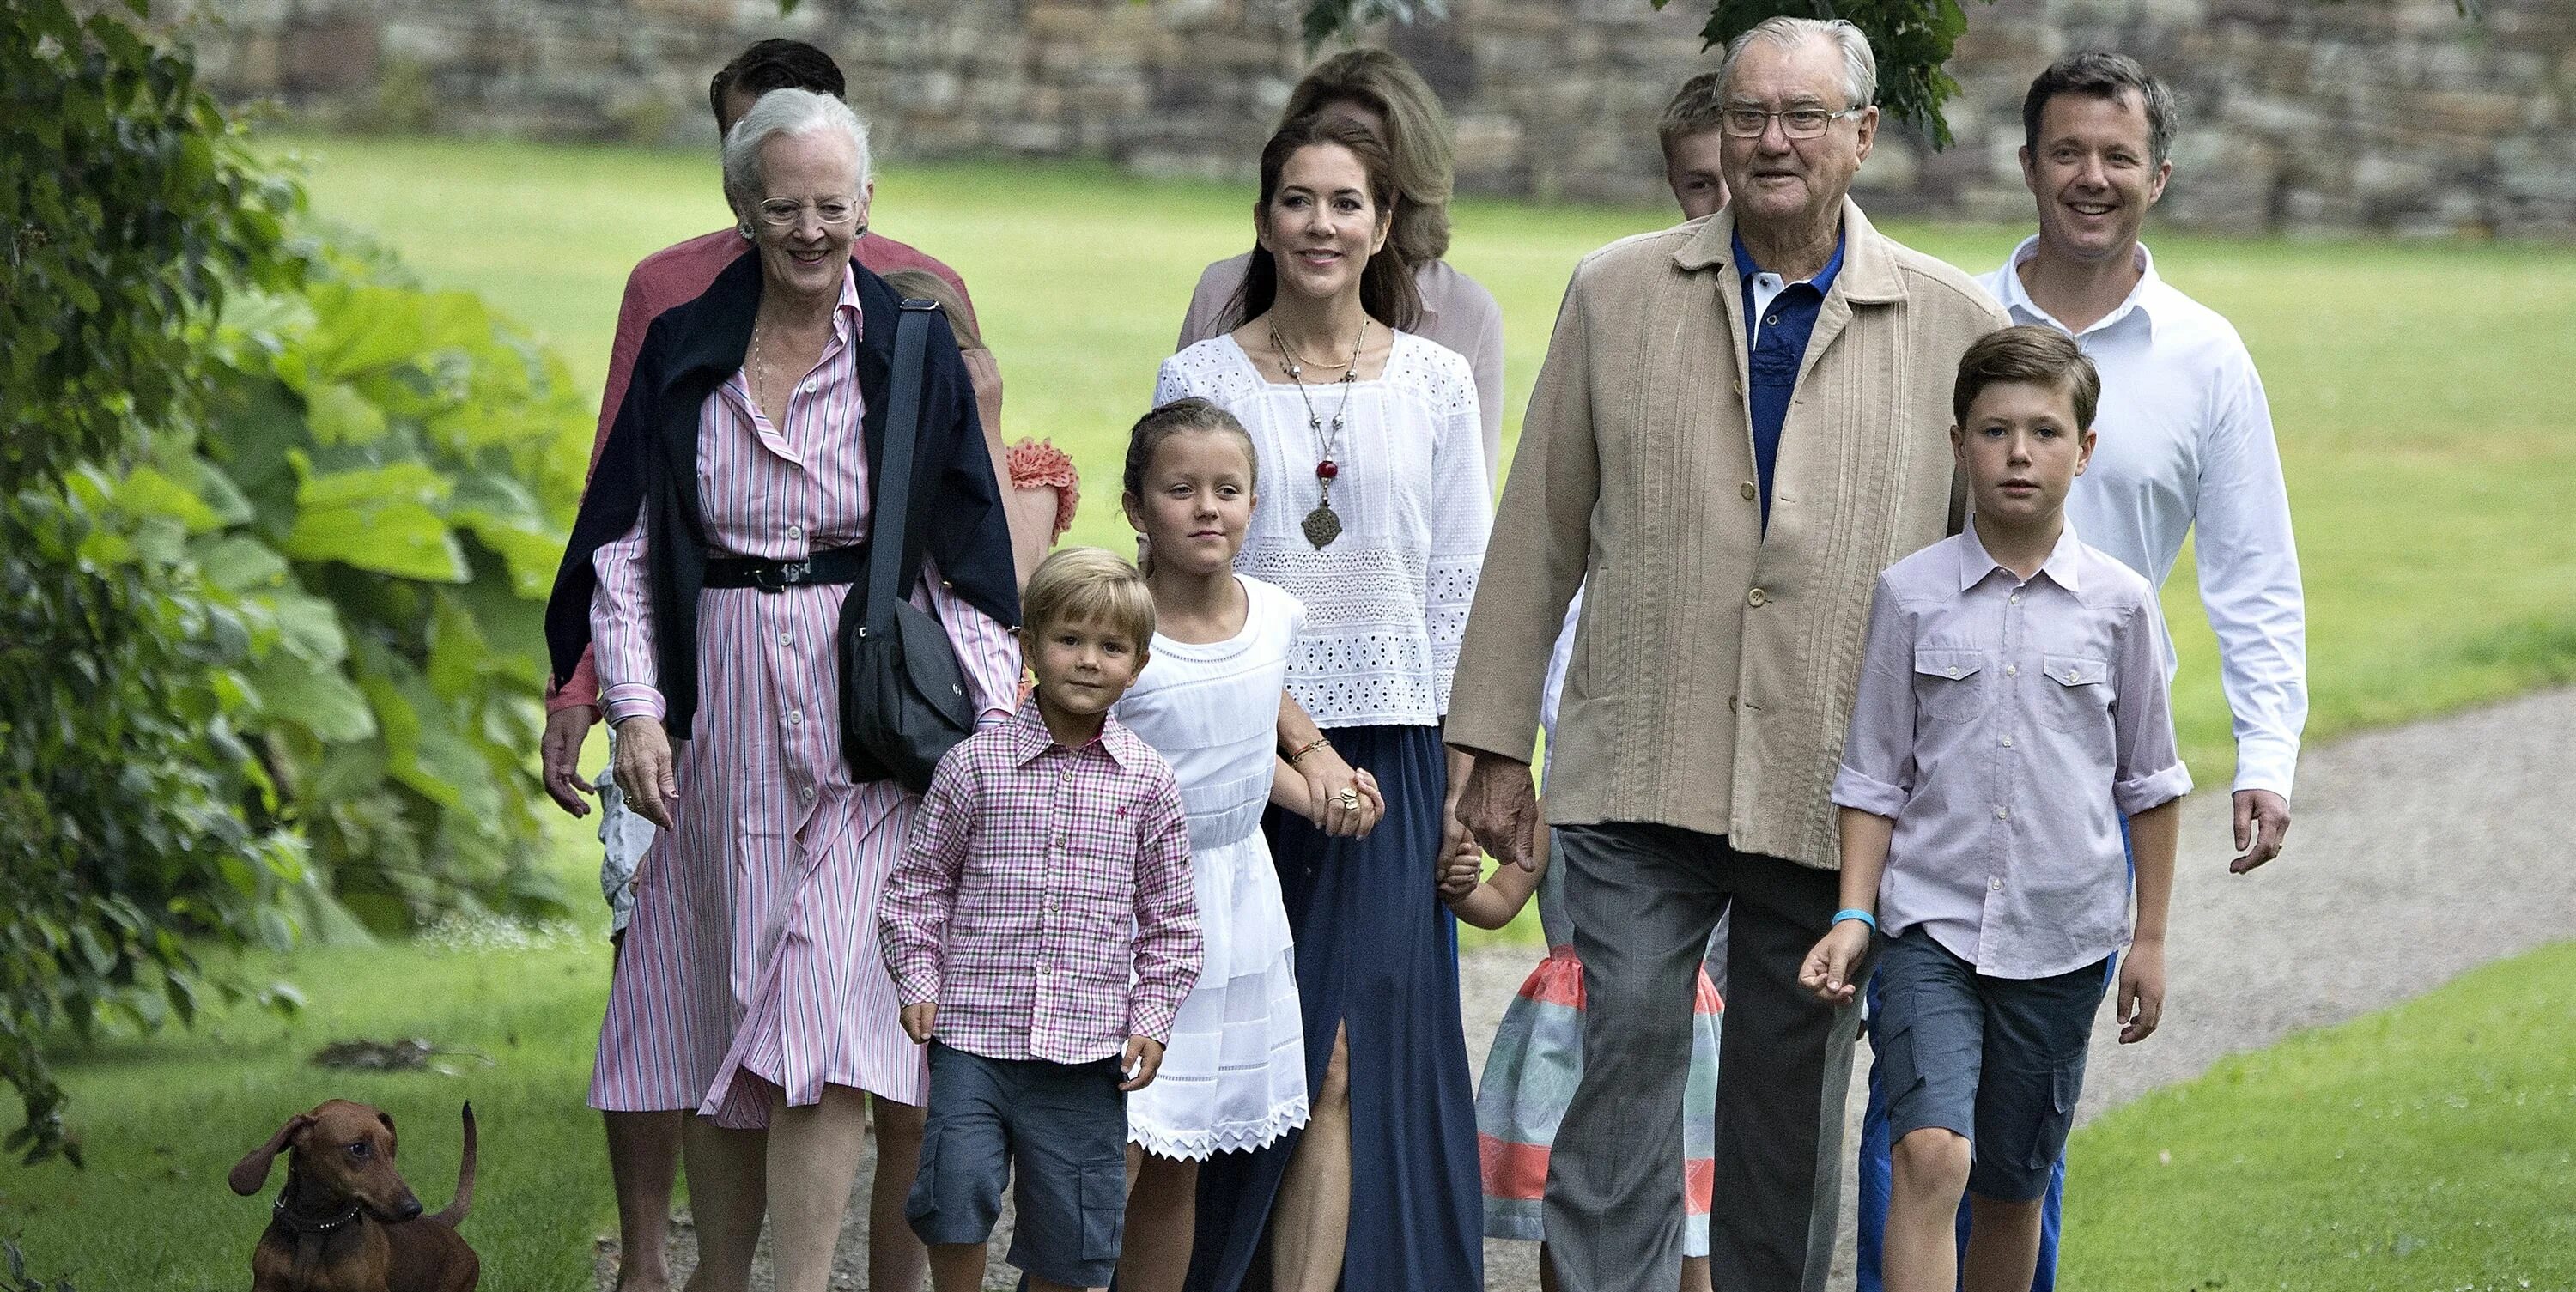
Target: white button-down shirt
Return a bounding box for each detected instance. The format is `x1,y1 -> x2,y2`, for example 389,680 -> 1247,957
1978,237 -> 2306,798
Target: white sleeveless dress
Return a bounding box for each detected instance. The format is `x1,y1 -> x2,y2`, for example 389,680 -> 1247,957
1114,575 -> 1311,1159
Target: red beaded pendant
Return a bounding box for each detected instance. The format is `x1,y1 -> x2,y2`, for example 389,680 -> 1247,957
1315,458 -> 1340,481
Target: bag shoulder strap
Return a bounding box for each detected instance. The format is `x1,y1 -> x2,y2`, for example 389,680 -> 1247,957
866,299 -> 939,634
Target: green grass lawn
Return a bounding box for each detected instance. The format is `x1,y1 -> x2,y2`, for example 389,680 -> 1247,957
2061,939 -> 2576,1289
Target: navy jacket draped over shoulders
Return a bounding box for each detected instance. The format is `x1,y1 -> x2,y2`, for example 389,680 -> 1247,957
544,250 -> 1020,742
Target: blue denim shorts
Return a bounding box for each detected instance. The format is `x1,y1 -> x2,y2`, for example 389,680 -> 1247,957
907,1041 -> 1128,1286
1870,929 -> 2108,1203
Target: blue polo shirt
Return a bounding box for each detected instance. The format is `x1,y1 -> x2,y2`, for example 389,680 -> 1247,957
1735,228 -> 1844,528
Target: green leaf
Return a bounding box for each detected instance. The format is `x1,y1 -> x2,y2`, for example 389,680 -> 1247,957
282,457 -> 469,581
107,465 -> 222,532
245,653 -> 376,743
193,533 -> 289,591
305,380 -> 389,446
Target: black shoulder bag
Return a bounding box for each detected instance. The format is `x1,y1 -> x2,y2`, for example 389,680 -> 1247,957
840,299 -> 981,792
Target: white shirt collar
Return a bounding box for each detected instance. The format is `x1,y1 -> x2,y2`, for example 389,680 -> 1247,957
1996,234 -> 2164,340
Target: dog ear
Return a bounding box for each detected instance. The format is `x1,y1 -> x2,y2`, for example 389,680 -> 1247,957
376,1109 -> 397,1156
228,1114 -> 314,1196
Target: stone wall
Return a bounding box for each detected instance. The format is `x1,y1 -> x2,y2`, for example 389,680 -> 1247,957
184,0 -> 2576,237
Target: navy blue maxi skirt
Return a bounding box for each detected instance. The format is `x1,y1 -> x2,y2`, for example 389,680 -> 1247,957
1183,723 -> 1484,1292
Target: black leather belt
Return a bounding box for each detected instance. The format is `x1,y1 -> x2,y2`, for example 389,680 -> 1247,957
703,543 -> 868,593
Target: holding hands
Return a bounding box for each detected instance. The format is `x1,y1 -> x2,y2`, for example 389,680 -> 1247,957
1798,919 -> 1874,1007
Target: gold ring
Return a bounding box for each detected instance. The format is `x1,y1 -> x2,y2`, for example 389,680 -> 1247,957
1337,789 -> 1360,810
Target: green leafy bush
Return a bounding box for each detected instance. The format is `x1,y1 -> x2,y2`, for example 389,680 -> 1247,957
197,244 -> 592,932
3,0 -> 583,1163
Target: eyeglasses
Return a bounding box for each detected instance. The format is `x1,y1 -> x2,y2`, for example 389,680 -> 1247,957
756,198 -> 861,228
1721,106 -> 1864,140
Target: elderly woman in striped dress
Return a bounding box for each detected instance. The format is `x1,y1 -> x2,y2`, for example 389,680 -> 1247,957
544,88 -> 1021,1292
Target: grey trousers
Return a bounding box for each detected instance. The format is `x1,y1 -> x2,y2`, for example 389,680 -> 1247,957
1544,823 -> 1867,1292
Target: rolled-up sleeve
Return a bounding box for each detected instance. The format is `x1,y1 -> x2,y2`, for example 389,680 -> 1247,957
2111,594 -> 2194,816
592,499 -> 663,725
1125,772 -> 1204,1045
879,753 -> 973,1008
1829,573 -> 1917,818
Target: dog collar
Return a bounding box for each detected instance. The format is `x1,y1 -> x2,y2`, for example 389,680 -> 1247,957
272,1191 -> 362,1234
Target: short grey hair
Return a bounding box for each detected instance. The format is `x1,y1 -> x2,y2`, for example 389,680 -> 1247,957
1718,16 -> 1878,112
720,88 -> 872,217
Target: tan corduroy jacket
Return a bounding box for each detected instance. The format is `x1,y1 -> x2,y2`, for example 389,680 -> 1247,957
1446,200 -> 2008,870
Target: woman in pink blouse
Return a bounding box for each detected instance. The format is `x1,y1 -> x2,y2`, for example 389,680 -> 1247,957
544,89 -> 1021,1292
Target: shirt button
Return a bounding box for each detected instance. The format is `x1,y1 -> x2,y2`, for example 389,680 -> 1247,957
1740,481 -> 1758,501
1747,587 -> 1768,608
800,786 -> 816,801
787,709 -> 803,725
1765,314 -> 1782,326
1990,877 -> 2004,892
2005,664 -> 2019,676
787,524 -> 804,539
803,379 -> 817,394
1995,806 -> 2009,821
2065,669 -> 2081,682
2001,735 -> 2014,749
778,631 -> 793,646
2008,594 -> 2020,606
1946,666 -> 1959,678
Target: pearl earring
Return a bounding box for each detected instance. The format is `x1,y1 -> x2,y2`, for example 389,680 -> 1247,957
739,222 -> 755,240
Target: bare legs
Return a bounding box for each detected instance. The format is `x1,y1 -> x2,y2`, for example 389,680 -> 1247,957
676,1085 -> 927,1292
677,1119 -> 767,1292
869,1093 -> 932,1292
1268,1023 -> 1352,1292
605,1110 -> 682,1292
1119,1144 -> 1200,1292
767,1086 -> 872,1292
1886,1128 -> 2046,1292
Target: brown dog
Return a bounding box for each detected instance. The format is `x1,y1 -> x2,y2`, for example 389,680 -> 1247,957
228,1099 -> 479,1292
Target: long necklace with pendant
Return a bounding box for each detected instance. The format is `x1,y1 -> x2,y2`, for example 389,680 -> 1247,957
1273,318 -> 1366,549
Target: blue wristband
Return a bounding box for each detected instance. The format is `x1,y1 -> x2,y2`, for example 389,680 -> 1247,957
1832,908 -> 1878,933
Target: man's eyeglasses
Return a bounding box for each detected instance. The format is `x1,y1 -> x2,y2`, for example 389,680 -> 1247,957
756,198 -> 861,228
1721,106 -> 1865,140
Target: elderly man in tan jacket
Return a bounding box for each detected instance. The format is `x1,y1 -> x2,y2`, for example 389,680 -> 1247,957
1448,17 -> 2005,1292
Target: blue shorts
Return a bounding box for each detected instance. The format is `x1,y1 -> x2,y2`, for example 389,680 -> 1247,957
1870,930 -> 2107,1203
908,1041 -> 1129,1287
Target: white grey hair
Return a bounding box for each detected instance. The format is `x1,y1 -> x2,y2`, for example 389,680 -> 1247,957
1718,16 -> 1878,112
720,88 -> 872,218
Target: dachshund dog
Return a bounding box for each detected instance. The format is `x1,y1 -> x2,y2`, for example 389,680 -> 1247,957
228,1099 -> 479,1292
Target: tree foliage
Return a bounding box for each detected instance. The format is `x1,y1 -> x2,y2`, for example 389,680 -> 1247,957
3,0 -> 585,1164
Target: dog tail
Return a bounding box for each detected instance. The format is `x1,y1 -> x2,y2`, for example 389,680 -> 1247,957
431,1101 -> 477,1228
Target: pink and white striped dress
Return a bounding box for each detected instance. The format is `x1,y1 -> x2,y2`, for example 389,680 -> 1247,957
586,266 -> 1020,1127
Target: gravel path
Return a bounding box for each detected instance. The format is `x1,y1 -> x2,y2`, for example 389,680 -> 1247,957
599,688 -> 2576,1291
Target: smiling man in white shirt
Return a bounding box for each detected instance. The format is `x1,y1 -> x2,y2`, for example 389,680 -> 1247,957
1853,51 -> 2308,1292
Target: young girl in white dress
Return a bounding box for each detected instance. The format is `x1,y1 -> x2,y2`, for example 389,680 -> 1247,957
1110,397 -> 1384,1292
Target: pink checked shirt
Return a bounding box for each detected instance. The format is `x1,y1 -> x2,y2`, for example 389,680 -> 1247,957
879,702 -> 1204,1065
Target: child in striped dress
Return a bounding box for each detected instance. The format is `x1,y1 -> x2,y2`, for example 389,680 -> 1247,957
1440,589 -> 1722,1292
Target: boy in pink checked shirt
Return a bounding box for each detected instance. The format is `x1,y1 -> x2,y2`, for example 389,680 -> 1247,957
879,547 -> 1203,1292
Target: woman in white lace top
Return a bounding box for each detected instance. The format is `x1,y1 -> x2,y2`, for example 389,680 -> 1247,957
1152,114 -> 1492,1292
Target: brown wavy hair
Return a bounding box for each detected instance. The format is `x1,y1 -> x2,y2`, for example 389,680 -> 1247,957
1279,48 -> 1455,265
1222,115 -> 1423,336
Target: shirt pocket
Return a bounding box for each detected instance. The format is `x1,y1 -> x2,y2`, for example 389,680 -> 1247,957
2034,653 -> 2111,734
1912,647 -> 1990,723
